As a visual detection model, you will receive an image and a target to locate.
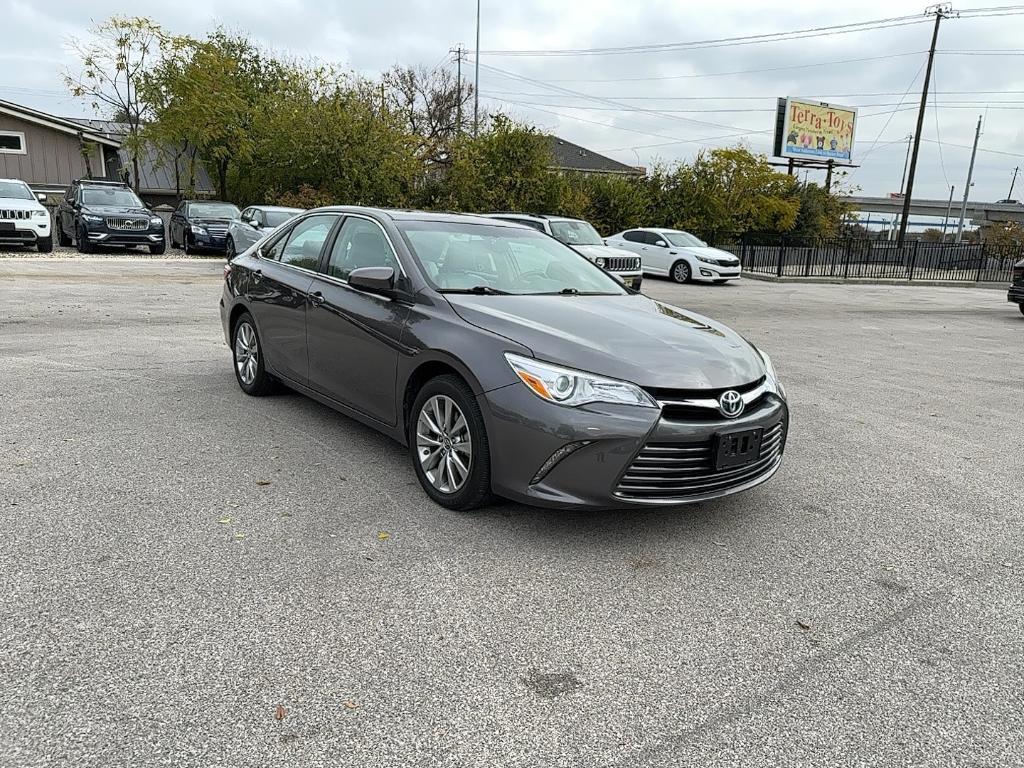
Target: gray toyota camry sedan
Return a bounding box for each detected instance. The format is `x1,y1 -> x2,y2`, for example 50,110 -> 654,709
220,207 -> 789,511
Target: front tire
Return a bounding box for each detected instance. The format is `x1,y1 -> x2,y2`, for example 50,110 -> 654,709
225,237 -> 236,261
37,236 -> 53,253
232,313 -> 274,396
77,225 -> 94,254
670,260 -> 691,283
149,241 -> 166,255
409,375 -> 492,511
183,234 -> 192,255
57,223 -> 71,247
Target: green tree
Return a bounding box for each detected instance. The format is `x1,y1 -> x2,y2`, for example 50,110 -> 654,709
789,182 -> 849,241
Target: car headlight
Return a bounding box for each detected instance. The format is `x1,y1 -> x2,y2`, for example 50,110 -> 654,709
81,213 -> 104,223
696,255 -> 717,264
504,352 -> 657,408
32,209 -> 48,218
756,348 -> 786,400
191,224 -> 207,235
594,256 -> 606,268
150,216 -> 163,226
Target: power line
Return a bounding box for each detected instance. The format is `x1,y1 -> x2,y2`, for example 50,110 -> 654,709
478,14 -> 931,57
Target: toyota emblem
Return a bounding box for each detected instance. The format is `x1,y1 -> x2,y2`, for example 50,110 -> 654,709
719,390 -> 744,418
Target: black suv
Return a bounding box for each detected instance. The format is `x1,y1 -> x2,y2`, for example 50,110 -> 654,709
55,179 -> 166,254
1010,258 -> 1024,316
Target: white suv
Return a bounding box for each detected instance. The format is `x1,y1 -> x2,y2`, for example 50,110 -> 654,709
606,228 -> 741,284
0,178 -> 52,252
486,213 -> 643,290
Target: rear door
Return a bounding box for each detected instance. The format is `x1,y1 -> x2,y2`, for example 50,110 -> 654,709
305,215 -> 411,426
243,213 -> 339,385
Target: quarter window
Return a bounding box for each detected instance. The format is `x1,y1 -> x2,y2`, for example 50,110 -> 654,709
0,131 -> 26,154
279,214 -> 337,270
326,217 -> 399,281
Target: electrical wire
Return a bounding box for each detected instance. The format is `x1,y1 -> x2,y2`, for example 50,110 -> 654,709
848,61 -> 927,182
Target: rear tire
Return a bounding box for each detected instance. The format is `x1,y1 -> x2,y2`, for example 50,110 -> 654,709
226,237 -> 236,261
231,312 -> 274,396
409,375 -> 493,511
57,223 -> 71,247
37,236 -> 53,253
670,260 -> 691,283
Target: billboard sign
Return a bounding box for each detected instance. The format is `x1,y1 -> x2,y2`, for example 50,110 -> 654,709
774,98 -> 857,163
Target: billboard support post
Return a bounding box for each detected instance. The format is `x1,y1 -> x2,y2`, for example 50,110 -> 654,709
825,160 -> 834,193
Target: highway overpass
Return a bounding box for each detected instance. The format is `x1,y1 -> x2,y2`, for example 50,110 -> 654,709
843,195 -> 1024,224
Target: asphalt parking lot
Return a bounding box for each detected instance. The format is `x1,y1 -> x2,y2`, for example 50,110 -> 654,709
1,259 -> 1022,767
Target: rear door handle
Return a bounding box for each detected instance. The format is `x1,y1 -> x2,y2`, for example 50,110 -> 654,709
309,291 -> 325,308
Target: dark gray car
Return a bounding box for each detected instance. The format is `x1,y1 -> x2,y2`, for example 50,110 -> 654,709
220,207 -> 789,511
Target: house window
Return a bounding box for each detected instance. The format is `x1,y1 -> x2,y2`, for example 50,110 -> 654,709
0,131 -> 26,154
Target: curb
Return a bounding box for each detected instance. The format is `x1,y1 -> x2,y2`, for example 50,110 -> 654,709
742,273 -> 1008,290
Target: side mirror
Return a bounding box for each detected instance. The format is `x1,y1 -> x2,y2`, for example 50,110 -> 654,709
36,193 -> 47,203
349,266 -> 396,297
655,240 -> 667,248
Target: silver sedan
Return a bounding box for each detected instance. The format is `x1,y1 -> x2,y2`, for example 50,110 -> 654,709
225,205 -> 304,260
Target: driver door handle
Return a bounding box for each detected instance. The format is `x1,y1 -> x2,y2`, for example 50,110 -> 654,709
309,291 -> 325,308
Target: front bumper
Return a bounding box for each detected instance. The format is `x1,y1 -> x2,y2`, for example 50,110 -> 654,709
480,383 -> 788,510
190,231 -> 228,251
0,220 -> 49,245
695,262 -> 742,281
82,218 -> 164,247
614,272 -> 643,290
1008,285 -> 1024,304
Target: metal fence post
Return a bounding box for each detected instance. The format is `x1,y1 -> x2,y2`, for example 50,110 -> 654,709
975,242 -> 986,282
908,240 -> 918,281
776,237 -> 785,277
803,241 -> 813,277
740,233 -> 747,269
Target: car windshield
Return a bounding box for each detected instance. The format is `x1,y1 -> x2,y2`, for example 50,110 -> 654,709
664,231 -> 707,248
81,187 -> 143,207
189,202 -> 240,219
0,181 -> 33,200
549,220 -> 603,246
265,210 -> 301,227
399,221 -> 628,296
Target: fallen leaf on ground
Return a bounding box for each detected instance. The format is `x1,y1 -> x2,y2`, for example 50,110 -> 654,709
377,531 -> 390,541
795,620 -> 811,631
234,533 -> 246,539
255,480 -> 272,486
218,517 -> 233,524
343,700 -> 359,710
711,540 -> 726,547
275,704 -> 287,721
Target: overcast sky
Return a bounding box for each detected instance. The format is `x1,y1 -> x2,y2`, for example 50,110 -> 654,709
3,0 -> 1024,215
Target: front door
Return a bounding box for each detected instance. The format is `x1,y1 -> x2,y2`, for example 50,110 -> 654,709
244,213 -> 338,385
306,216 -> 410,426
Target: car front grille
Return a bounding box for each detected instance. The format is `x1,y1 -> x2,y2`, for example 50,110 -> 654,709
204,224 -> 229,237
0,209 -> 31,220
1013,267 -> 1024,286
616,420 -> 785,501
647,377 -> 766,421
105,217 -> 149,231
602,256 -> 641,272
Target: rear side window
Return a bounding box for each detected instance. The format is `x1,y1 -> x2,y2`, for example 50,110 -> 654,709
622,230 -> 643,242
279,214 -> 337,270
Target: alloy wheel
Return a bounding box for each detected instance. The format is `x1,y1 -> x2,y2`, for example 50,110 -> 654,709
234,322 -> 258,385
416,395 -> 472,493
673,261 -> 690,283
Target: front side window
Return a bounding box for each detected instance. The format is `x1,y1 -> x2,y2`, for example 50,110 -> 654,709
80,187 -> 143,207
279,214 -> 336,270
549,220 -> 603,246
400,221 -> 627,296
0,180 -> 33,200
326,217 -> 399,281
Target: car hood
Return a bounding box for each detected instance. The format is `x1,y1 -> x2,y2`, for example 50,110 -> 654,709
445,293 -> 765,389
0,198 -> 45,212
675,245 -> 740,263
571,244 -> 639,262
83,205 -> 152,216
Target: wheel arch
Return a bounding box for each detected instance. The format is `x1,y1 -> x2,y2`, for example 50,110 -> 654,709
399,352 -> 487,445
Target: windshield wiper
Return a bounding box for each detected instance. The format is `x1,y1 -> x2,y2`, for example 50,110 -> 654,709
439,285 -> 511,295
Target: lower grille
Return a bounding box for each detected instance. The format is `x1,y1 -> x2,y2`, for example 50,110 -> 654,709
616,420 -> 785,500
0,209 -> 31,220
204,224 -> 229,237
601,256 -> 640,272
106,217 -> 149,231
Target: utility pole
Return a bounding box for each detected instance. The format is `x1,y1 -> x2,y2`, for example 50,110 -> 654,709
941,184 -> 955,240
956,114 -> 982,242
891,134 -> 913,241
1008,166 -> 1020,200
473,0 -> 481,136
897,4 -> 954,246
450,46 -> 465,133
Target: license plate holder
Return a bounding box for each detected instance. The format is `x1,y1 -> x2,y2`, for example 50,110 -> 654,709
0,222 -> 14,232
714,427 -> 763,470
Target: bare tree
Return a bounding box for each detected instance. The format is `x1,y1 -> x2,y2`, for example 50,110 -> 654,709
65,17 -> 167,191
383,64 -> 474,167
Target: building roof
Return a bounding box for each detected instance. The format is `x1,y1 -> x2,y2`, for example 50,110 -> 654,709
546,135 -> 642,176
0,99 -> 120,147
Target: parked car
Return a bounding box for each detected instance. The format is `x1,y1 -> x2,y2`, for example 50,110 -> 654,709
221,207 -> 788,511
169,200 -> 241,254
0,178 -> 51,252
226,205 -> 304,260
1009,258 -> 1024,316
607,228 -> 742,284
485,213 -> 643,290
55,179 -> 165,254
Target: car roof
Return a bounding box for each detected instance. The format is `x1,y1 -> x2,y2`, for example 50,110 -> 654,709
251,205 -> 303,212
0,178 -> 31,184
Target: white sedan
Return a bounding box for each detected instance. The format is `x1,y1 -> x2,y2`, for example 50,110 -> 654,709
606,228 -> 741,284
